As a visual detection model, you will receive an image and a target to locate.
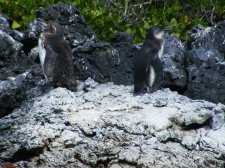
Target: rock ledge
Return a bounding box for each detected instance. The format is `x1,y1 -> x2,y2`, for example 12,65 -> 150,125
0,79 -> 224,168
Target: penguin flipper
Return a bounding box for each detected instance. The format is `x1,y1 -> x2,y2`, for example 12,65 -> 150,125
43,45 -> 58,82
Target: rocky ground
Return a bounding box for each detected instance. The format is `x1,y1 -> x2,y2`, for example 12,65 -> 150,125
0,79 -> 225,168
0,2 -> 225,168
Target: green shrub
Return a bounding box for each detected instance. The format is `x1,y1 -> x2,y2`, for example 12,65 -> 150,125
0,0 -> 224,42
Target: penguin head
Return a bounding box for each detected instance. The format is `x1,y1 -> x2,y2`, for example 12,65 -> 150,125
38,19 -> 63,36
146,26 -> 164,40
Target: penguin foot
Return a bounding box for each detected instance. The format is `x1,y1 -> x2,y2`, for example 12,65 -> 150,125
66,84 -> 77,92
149,86 -> 161,93
133,87 -> 149,96
53,81 -> 77,92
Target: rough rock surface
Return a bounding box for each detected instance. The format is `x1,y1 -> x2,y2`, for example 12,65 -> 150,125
161,34 -> 187,91
0,14 -> 24,42
36,3 -> 96,49
185,22 -> 225,103
73,33 -> 137,85
0,65 -> 47,117
0,30 -> 29,80
0,79 -> 224,168
0,16 -> 38,117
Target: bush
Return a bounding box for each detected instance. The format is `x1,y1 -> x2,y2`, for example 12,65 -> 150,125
0,0 -> 224,42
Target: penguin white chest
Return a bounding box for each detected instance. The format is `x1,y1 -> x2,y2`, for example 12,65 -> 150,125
38,34 -> 46,68
158,41 -> 164,59
149,41 -> 164,87
149,66 -> 155,87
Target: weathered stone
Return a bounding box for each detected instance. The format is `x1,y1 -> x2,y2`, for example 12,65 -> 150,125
0,79 -> 224,167
185,21 -> 225,103
0,14 -> 10,31
0,29 -> 32,81
162,34 -> 187,91
0,65 -> 46,117
187,22 -> 225,52
0,30 -> 22,62
36,3 -> 96,49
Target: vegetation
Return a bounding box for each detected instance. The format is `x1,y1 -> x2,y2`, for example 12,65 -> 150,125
0,0 -> 224,42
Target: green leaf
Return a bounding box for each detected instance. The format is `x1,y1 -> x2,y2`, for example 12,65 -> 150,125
143,22 -> 149,29
12,20 -> 21,29
170,18 -> 178,26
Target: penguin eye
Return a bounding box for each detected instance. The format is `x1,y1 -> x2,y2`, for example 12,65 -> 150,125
155,30 -> 159,35
156,29 -> 163,35
156,29 -> 161,33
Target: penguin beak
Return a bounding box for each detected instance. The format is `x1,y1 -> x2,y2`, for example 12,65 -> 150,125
163,25 -> 173,31
37,18 -> 49,31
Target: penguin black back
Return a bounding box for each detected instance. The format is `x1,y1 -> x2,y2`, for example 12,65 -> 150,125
38,19 -> 76,91
134,26 -> 164,95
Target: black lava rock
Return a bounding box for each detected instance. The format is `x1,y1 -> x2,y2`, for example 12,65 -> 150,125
0,65 -> 44,118
162,34 -> 187,92
185,21 -> 225,103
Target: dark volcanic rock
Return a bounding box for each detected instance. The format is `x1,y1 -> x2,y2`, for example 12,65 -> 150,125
0,15 -> 42,117
0,65 -> 45,118
0,14 -> 23,42
0,14 -> 32,80
74,38 -> 137,85
0,14 -> 10,32
73,32 -> 137,85
185,48 -> 225,103
29,3 -> 96,50
0,30 -> 31,80
74,42 -> 114,83
187,22 -> 225,53
162,34 -> 187,91
185,21 -> 225,103
21,29 -> 38,55
21,3 -> 96,55
0,30 -> 22,60
0,14 -> 45,118
110,32 -> 133,44
110,35 -> 137,85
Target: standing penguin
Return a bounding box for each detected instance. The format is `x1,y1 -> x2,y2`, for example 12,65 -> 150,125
134,26 -> 166,95
38,19 -> 76,91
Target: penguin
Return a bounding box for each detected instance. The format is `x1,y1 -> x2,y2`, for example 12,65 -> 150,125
38,19 -> 76,91
133,26 -> 167,95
